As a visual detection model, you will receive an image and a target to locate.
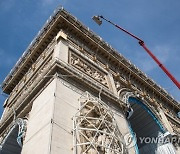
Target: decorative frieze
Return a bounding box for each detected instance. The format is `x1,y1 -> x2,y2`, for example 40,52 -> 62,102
114,75 -> 160,111
70,52 -> 108,87
163,106 -> 180,122
171,122 -> 180,134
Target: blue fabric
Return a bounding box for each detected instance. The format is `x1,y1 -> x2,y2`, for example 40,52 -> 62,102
128,97 -> 165,133
128,121 -> 140,154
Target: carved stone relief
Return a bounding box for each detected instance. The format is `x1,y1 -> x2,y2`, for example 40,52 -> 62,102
73,92 -> 126,154
163,107 -> 180,122
117,88 -> 134,119
169,121 -> 180,134
118,88 -> 134,106
70,52 -> 108,87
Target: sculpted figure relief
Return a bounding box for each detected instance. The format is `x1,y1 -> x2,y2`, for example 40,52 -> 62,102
70,53 -> 108,87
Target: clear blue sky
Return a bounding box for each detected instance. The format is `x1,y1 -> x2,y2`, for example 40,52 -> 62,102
0,0 -> 180,116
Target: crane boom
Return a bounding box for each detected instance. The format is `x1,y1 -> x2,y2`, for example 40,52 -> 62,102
98,16 -> 180,89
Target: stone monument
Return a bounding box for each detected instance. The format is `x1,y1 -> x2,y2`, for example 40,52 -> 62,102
0,7 -> 179,154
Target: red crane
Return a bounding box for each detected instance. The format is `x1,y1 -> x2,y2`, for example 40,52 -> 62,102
92,15 -> 180,89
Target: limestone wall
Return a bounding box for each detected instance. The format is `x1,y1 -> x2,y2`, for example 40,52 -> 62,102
22,79 -> 56,154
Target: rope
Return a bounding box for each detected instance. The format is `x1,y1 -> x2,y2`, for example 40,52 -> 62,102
12,105 -> 16,122
98,87 -> 103,101
0,85 -> 9,98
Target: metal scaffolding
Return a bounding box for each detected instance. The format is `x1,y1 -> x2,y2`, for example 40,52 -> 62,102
73,92 -> 125,154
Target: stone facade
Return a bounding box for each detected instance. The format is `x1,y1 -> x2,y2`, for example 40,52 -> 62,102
0,7 -> 179,154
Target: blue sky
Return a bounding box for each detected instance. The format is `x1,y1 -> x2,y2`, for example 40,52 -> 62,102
0,0 -> 180,116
